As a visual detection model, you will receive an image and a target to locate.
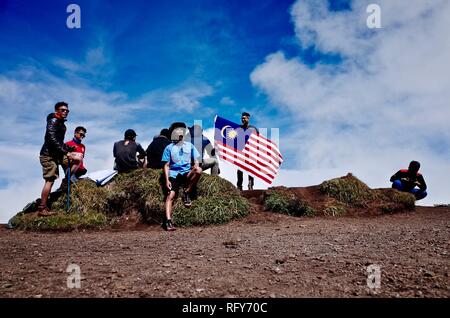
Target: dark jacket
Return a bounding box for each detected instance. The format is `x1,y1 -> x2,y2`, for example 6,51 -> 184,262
146,136 -> 171,169
240,124 -> 259,134
390,169 -> 427,192
40,113 -> 69,157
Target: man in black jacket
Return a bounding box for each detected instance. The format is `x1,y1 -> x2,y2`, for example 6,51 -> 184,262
390,160 -> 427,200
146,128 -> 171,169
38,101 -> 72,216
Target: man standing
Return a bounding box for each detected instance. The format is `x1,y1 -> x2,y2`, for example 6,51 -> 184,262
161,122 -> 202,231
237,112 -> 258,190
146,128 -> 171,169
38,101 -> 73,216
390,160 -> 427,200
113,129 -> 147,173
187,124 -> 220,176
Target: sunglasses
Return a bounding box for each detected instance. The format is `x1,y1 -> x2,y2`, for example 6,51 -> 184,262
76,132 -> 86,138
59,108 -> 70,113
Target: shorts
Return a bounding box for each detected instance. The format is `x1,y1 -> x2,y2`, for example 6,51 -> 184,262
40,155 -> 67,181
168,172 -> 189,193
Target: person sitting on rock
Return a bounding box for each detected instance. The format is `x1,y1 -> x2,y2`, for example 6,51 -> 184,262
161,122 -> 202,231
56,126 -> 88,193
390,160 -> 427,200
146,128 -> 171,169
186,124 -> 220,176
113,129 -> 147,173
65,126 -> 88,181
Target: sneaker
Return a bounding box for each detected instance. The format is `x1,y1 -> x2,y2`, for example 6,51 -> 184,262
183,191 -> 192,208
37,205 -> 56,217
166,219 -> 176,231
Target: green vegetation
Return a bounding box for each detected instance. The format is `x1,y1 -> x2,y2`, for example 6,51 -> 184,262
12,169 -> 250,231
319,173 -> 376,205
264,188 -> 316,217
323,203 -> 347,217
264,174 -> 416,217
11,211 -> 108,231
375,188 -> 416,212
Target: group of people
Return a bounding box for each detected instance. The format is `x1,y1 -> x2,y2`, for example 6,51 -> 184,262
111,122 -> 208,231
35,101 -> 428,231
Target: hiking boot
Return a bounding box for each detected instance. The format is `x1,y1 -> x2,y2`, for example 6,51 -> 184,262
37,205 -> 56,217
237,185 -> 243,191
182,191 -> 192,208
166,219 -> 176,231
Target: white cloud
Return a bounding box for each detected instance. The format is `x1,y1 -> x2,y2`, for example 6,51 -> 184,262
140,81 -> 213,113
53,43 -> 113,78
250,0 -> 450,206
220,96 -> 236,106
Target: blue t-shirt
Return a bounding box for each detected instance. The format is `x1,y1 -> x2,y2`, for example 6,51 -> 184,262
161,141 -> 200,178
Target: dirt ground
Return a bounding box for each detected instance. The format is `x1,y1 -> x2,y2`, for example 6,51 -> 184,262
0,206 -> 449,298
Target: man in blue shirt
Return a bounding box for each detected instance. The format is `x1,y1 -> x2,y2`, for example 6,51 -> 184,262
161,122 -> 202,231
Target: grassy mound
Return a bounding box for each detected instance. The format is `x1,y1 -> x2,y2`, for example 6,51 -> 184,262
319,173 -> 376,206
264,173 -> 416,217
12,169 -> 250,231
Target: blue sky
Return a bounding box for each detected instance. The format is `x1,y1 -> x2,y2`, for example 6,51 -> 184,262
0,0 -> 295,124
1,0 -> 449,222
0,0 -> 300,168
0,0 -> 349,168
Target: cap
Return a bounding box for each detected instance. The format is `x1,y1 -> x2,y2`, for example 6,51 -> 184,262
124,129 -> 137,139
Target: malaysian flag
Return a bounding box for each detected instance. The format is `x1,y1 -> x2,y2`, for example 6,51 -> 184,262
214,115 -> 283,184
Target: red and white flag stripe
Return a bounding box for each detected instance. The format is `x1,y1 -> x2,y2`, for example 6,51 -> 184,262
216,132 -> 282,184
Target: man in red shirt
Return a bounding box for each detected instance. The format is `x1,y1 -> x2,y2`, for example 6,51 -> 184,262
390,160 -> 427,200
64,126 -> 87,181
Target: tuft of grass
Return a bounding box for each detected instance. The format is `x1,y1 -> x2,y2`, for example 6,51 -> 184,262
264,189 -> 316,217
319,173 -> 376,206
375,188 -> 416,212
324,203 -> 347,217
264,190 -> 292,214
11,211 -> 108,231
51,179 -> 109,214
